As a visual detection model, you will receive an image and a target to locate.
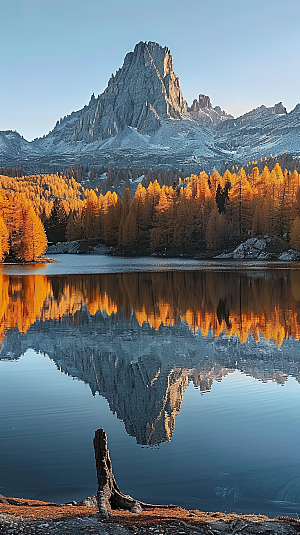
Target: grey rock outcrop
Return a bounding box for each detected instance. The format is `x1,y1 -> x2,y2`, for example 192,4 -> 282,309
47,241 -> 80,254
47,241 -> 110,254
188,95 -> 212,111
198,94 -> 212,109
215,237 -> 272,259
279,249 -> 300,261
273,102 -> 287,115
187,94 -> 233,127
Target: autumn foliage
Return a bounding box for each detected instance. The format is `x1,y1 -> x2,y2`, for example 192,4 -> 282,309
0,189 -> 47,262
48,162 -> 300,251
1,161 -> 300,258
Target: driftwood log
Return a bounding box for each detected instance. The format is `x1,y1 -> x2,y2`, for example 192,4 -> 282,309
93,428 -> 178,519
93,428 -> 142,518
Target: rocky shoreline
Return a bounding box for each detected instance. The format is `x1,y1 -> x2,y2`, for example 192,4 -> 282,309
1,496 -> 300,535
213,236 -> 300,261
2,256 -> 58,265
47,236 -> 300,262
47,240 -> 110,255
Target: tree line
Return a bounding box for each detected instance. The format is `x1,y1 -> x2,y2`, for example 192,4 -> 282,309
1,161 -> 300,261
64,163 -> 300,252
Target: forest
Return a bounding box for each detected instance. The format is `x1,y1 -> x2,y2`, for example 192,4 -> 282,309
1,160 -> 300,262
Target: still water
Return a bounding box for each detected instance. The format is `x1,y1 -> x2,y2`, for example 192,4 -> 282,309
0,256 -> 300,517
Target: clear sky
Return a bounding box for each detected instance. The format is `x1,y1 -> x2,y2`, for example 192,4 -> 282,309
1,0 -> 299,141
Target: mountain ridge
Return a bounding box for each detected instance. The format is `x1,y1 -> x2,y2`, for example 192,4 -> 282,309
1,41 -> 300,173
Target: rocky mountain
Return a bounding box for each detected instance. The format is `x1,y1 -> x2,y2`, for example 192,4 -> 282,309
1,41 -> 300,173
187,94 -> 233,127
39,42 -> 187,146
0,130 -> 39,159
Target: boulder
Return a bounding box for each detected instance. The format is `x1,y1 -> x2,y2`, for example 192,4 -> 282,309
215,237 -> 270,259
279,249 -> 300,261
47,241 -> 79,254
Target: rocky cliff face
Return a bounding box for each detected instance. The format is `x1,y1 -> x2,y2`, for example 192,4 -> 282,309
187,93 -> 233,127
38,41 -> 187,147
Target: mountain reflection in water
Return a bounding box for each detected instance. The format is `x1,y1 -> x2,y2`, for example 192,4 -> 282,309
1,270 -> 300,446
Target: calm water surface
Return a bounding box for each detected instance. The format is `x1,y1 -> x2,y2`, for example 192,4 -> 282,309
0,255 -> 300,518
1,253 -> 300,274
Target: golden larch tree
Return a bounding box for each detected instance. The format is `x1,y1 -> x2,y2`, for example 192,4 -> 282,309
21,206 -> 48,261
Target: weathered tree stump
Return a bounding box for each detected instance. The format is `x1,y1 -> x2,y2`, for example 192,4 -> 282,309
93,428 -> 142,518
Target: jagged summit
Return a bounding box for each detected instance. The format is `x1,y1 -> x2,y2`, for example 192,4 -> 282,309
187,93 -> 233,126
45,41 -> 188,145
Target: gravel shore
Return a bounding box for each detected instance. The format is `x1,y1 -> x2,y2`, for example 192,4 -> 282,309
1,494 -> 300,534
1,509 -> 300,535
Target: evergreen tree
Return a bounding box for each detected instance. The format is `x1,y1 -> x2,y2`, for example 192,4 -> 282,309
216,182 -> 230,213
45,198 -> 68,243
150,186 -> 176,250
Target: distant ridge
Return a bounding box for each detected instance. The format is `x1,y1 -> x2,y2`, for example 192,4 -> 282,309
0,41 -> 300,173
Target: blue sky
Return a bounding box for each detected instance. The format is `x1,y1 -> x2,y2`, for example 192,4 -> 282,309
1,0 -> 299,140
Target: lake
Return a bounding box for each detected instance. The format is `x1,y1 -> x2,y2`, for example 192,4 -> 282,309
0,255 -> 300,518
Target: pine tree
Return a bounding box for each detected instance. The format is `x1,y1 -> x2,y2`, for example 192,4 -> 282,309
173,195 -> 193,247
206,207 -> 228,250
248,166 -> 260,191
130,183 -> 147,242
260,197 -> 278,236
45,198 -> 68,243
103,192 -> 121,244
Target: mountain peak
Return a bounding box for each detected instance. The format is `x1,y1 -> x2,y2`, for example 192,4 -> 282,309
48,41 -> 187,145
187,93 -> 233,126
272,102 -> 287,115
1,42 -> 297,173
